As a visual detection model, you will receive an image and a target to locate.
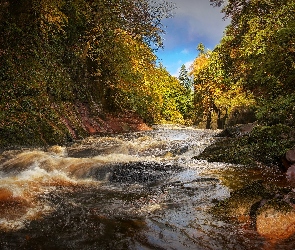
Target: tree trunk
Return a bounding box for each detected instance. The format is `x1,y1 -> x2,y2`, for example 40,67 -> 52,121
206,111 -> 212,129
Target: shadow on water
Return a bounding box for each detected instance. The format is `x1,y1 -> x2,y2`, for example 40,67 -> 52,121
0,187 -> 149,250
1,126 -> 295,249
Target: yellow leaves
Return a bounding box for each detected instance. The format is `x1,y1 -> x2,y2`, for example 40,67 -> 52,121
114,29 -> 156,75
39,0 -> 68,37
215,84 -> 255,112
191,42 -> 257,127
190,54 -> 210,77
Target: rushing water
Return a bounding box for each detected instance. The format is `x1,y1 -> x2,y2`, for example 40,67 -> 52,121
0,125 -> 294,249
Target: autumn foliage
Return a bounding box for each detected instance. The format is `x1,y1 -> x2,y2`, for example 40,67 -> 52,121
0,0 -> 193,146
191,0 -> 295,129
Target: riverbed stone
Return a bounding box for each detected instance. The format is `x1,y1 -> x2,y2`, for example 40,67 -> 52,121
286,165 -> 295,179
256,200 -> 295,240
108,162 -> 181,186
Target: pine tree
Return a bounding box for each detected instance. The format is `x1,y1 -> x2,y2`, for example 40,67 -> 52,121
178,64 -> 192,89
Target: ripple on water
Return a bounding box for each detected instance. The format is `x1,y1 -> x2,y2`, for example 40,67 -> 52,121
0,126 -> 294,249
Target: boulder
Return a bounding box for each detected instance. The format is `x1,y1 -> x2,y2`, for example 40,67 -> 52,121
281,148 -> 295,173
286,165 -> 295,180
256,201 -> 295,241
286,148 -> 295,164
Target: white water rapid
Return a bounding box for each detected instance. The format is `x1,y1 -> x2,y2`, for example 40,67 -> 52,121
0,125 -> 293,249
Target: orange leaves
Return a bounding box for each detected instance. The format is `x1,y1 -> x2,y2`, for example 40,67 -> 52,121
190,42 -> 256,128
190,54 -> 209,78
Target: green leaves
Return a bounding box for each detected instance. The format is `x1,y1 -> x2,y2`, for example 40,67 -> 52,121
200,0 -> 295,128
178,64 -> 193,89
0,0 -> 178,146
214,0 -> 295,97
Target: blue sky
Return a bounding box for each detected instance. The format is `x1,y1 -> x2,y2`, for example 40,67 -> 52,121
156,0 -> 230,76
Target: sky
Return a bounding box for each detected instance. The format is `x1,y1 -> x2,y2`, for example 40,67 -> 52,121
156,0 -> 230,76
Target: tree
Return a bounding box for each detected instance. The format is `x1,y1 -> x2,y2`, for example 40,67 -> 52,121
209,0 -> 295,98
178,64 -> 193,89
206,0 -> 295,128
0,0 -> 176,146
191,41 -> 255,129
197,43 -> 205,55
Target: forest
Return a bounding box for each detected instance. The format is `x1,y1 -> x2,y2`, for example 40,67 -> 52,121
0,0 -> 193,146
1,0 -> 295,160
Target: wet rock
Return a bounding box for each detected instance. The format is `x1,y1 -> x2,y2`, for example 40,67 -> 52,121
212,180 -> 295,241
62,103 -> 152,137
256,200 -> 295,241
281,148 -> 295,176
287,165 -> 295,180
286,148 -> 295,163
109,162 -> 181,186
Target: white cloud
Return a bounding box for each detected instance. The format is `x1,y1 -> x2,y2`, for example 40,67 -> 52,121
181,48 -> 190,54
157,0 -> 230,75
184,60 -> 194,70
162,0 -> 230,49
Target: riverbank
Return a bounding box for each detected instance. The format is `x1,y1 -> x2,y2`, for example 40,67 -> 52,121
198,123 -> 295,170
0,101 -> 151,149
197,123 -> 295,242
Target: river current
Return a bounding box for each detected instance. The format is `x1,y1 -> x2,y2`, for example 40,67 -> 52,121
0,125 -> 293,249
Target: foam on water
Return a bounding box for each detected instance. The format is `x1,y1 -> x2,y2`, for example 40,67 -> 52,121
0,126 -> 220,232
0,156 -> 99,231
3,126 -> 271,250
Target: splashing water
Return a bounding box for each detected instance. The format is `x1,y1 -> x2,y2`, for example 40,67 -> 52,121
0,125 -> 294,249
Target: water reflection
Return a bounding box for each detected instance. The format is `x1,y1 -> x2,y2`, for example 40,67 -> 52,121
0,126 -> 295,249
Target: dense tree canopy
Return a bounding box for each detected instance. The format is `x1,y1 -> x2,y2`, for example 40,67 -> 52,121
0,0 -> 195,146
4,0 -> 294,146
191,0 -> 295,128
210,0 -> 295,97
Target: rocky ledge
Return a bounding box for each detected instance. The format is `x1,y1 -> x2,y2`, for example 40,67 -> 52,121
60,102 -> 152,140
202,123 -> 295,243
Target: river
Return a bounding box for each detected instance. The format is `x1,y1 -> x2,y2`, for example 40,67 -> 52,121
0,125 -> 294,249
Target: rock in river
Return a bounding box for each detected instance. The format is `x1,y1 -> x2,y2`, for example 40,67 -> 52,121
256,200 -> 295,241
